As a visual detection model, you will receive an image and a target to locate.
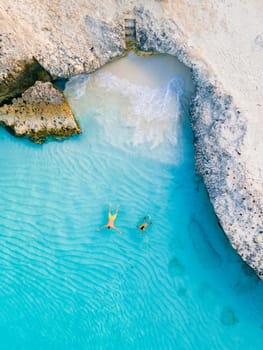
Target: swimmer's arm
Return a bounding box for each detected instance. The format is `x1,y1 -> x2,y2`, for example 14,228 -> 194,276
112,226 -> 122,234
97,225 -> 107,231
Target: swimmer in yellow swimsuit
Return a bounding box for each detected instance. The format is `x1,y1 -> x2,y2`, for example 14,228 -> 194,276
97,205 -> 122,234
138,215 -> 152,232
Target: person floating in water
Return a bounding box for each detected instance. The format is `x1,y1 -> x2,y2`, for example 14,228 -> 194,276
97,205 -> 122,234
138,215 -> 152,232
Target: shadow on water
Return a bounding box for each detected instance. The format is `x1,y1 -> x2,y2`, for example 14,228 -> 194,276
188,216 -> 222,269
53,77 -> 68,91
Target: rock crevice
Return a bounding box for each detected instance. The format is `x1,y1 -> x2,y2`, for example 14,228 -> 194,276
0,57 -> 51,106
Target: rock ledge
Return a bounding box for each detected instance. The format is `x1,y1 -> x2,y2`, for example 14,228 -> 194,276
0,81 -> 81,144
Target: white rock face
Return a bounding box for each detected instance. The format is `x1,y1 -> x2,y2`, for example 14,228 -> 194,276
0,1 -> 125,77
0,0 -> 262,276
158,0 -> 263,188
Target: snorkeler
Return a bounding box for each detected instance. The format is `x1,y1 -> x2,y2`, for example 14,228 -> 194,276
97,205 -> 122,234
138,215 -> 152,232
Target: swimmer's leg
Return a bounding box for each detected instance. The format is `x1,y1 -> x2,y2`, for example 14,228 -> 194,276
145,215 -> 152,225
141,215 -> 151,224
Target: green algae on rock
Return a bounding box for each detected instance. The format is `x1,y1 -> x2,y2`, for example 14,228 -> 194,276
0,81 -> 81,144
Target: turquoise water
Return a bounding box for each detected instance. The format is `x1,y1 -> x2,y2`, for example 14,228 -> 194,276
0,54 -> 263,350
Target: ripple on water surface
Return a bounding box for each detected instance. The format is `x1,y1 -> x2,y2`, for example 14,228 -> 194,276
0,53 -> 263,350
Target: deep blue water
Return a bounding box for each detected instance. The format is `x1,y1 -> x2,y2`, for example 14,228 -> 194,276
0,54 -> 263,350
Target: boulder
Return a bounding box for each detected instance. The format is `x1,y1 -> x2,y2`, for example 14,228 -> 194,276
0,81 -> 81,144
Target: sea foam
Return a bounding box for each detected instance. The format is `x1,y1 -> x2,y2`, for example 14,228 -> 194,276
65,65 -> 190,164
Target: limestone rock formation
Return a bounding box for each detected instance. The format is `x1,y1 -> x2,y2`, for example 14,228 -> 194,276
0,1 -> 125,79
0,57 -> 51,106
0,81 -> 81,143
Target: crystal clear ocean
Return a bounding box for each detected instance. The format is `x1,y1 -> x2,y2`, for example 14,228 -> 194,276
0,53 -> 262,350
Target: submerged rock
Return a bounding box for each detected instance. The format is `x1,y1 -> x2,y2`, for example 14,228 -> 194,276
0,81 -> 81,144
220,307 -> 239,326
168,257 -> 185,277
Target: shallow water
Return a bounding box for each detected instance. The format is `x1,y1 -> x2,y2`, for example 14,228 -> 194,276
0,53 -> 263,350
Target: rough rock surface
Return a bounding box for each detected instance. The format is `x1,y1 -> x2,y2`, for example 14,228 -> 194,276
0,1 -> 125,78
0,0 -> 262,277
0,58 -> 51,105
0,81 -> 81,143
